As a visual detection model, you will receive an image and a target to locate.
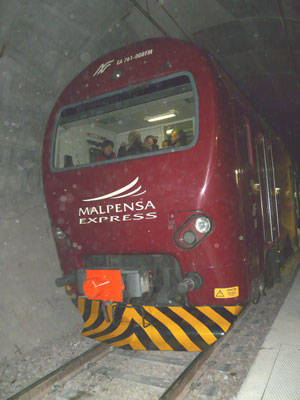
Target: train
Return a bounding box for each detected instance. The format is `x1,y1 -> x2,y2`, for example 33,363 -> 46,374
43,38 -> 300,351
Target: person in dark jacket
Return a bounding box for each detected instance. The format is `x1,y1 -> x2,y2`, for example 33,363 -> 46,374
118,131 -> 147,157
144,135 -> 159,151
96,139 -> 116,161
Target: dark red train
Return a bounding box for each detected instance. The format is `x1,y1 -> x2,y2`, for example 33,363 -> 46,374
43,38 -> 299,351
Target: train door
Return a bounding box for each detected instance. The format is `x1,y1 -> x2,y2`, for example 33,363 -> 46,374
255,135 -> 280,286
233,107 -> 261,280
255,135 -> 280,244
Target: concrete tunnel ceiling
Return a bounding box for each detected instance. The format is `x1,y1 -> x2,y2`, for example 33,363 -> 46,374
1,0 -> 300,163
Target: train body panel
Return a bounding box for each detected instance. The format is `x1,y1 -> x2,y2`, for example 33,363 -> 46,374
43,38 -> 299,350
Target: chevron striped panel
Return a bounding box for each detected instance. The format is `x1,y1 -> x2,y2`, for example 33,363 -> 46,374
72,298 -> 242,351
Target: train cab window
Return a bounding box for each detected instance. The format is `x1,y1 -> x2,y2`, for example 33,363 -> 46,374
52,74 -> 197,170
236,114 -> 254,167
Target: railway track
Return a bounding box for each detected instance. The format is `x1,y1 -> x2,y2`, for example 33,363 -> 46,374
6,344 -> 111,400
7,341 -> 213,400
5,255 -> 300,400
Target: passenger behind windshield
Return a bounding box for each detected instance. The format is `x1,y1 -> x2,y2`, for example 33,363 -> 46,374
96,140 -> 116,162
116,129 -> 189,159
169,129 -> 186,147
95,128 -> 190,164
144,135 -> 159,152
162,140 -> 169,149
118,131 -> 148,157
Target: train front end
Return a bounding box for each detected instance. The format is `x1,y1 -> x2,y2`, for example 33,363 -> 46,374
43,39 -> 244,351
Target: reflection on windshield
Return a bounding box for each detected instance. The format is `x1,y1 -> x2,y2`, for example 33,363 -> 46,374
53,75 -> 196,169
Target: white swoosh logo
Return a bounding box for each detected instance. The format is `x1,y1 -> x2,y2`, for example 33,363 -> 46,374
83,177 -> 146,201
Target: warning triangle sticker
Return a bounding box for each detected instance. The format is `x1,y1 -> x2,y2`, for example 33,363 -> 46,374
215,290 -> 225,298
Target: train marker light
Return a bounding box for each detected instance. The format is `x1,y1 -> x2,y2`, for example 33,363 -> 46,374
54,226 -> 72,249
194,216 -> 211,234
183,230 -> 197,245
55,226 -> 66,240
174,212 -> 213,249
112,69 -> 122,79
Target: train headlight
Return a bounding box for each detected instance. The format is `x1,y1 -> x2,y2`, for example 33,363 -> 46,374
173,212 -> 214,249
194,216 -> 211,234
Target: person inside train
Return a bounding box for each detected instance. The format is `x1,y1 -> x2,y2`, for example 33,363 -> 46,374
96,139 -> 116,161
162,139 -> 169,149
169,129 -> 186,147
144,135 -> 159,151
118,131 -> 147,157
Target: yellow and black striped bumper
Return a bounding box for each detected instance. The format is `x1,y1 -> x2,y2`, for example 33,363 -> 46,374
72,297 -> 243,351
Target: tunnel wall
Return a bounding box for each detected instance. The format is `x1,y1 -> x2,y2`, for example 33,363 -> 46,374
0,0 -> 185,360
0,49 -> 84,360
0,0 -> 135,361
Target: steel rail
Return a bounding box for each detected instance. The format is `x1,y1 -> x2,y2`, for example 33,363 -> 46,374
159,347 -> 214,400
7,343 -> 112,400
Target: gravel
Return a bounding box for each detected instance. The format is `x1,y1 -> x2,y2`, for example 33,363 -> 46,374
0,329 -> 95,400
183,251 -> 300,400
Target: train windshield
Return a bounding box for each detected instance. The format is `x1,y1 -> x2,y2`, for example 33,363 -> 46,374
53,74 -> 196,170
